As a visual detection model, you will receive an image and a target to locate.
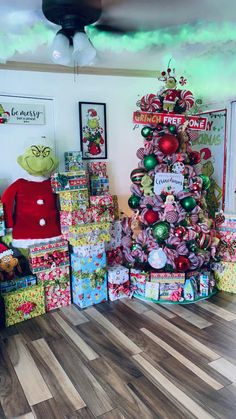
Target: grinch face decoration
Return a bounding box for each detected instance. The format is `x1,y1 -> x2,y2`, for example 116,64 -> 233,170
17,145 -> 59,176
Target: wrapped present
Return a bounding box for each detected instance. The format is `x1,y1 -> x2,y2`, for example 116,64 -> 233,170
199,272 -> 210,297
0,275 -> 37,294
145,282 -> 160,300
112,195 -> 119,220
159,283 -> 183,301
60,209 -> 93,227
90,194 -> 113,207
51,171 -> 88,193
106,247 -> 123,266
90,206 -> 115,223
150,272 -> 185,284
183,279 -> 196,301
217,214 -> 236,262
106,220 -> 123,251
68,222 -> 110,246
71,242 -> 105,258
0,200 -> 5,237
36,265 -> 70,284
3,284 -> 45,327
64,151 -> 84,171
213,262 -> 236,293
59,189 -> 89,211
70,244 -> 106,274
71,268 -> 107,309
29,240 -> 69,273
44,280 -> 71,312
90,176 -> 109,196
107,265 -> 129,285
130,269 -> 149,296
88,162 -> 107,177
108,280 -> 131,301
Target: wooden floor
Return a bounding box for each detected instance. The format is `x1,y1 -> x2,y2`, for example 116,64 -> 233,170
1,292 -> 236,419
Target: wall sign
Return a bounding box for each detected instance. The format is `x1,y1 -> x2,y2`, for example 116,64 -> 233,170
0,102 -> 45,125
154,173 -> 184,195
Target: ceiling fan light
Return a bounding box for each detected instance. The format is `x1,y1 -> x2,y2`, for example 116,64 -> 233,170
72,32 -> 96,66
51,32 -> 72,65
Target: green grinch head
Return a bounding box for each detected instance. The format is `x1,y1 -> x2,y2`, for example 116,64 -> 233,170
17,145 -> 59,176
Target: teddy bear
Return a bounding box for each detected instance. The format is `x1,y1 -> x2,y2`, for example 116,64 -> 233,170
140,175 -> 154,196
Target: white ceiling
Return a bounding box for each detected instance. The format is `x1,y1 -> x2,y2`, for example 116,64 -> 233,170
1,0 -> 236,98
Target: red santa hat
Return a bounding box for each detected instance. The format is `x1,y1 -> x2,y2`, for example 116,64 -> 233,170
0,243 -> 13,259
87,109 -> 99,120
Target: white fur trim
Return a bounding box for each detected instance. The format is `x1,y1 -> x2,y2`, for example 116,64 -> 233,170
12,236 -> 63,249
0,249 -> 13,258
25,174 -> 48,182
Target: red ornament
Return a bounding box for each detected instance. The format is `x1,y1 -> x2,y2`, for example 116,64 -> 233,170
189,151 -> 201,165
191,182 -> 201,192
158,134 -> 179,155
175,256 -> 191,272
144,209 -> 159,225
174,226 -> 186,238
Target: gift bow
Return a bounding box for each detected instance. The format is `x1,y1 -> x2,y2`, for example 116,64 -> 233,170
107,248 -> 123,265
16,301 -> 36,315
32,251 -> 68,268
108,280 -> 131,297
78,268 -> 106,288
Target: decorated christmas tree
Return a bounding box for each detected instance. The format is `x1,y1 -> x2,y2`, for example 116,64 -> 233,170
122,67 -> 219,277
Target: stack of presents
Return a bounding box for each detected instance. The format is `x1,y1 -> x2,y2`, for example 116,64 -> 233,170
1,166 -> 236,328
213,214 -> 236,293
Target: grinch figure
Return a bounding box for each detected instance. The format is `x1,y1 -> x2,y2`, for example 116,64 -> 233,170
2,142 -> 61,248
82,109 -> 104,156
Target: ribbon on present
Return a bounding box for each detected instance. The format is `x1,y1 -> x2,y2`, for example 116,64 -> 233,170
218,239 -> 236,257
108,280 -> 131,297
16,301 -> 37,315
77,268 -> 106,288
31,250 -> 69,269
43,277 -> 70,289
107,247 -> 123,266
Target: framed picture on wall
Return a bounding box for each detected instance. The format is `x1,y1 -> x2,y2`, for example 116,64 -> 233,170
79,101 -> 107,159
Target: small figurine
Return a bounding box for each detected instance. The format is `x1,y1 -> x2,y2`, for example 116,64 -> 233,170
0,243 -> 22,281
163,194 -> 178,223
140,174 -> 154,196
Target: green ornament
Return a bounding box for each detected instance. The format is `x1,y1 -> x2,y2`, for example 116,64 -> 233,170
180,196 -> 197,212
143,154 -> 157,171
199,174 -> 211,190
152,221 -> 170,241
128,195 -> 141,209
169,125 -> 176,134
141,126 -> 153,138
131,243 -> 139,251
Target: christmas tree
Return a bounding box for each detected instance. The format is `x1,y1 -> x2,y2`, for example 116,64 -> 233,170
122,67 -> 219,275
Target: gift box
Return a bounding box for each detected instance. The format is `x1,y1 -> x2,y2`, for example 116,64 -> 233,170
159,283 -> 183,301
64,151 -> 84,171
44,280 -> 71,312
71,268 -> 107,309
90,176 -> 109,196
68,222 -> 110,246
60,209 -> 93,227
130,269 -> 149,297
59,189 -> 89,211
150,272 -> 185,284
199,273 -> 210,297
145,282 -> 160,300
0,275 -> 37,294
90,206 -> 115,223
217,214 -> 236,262
2,284 -> 45,327
108,280 -> 131,301
88,162 -> 107,177
90,194 -> 113,207
36,265 -> 70,284
70,244 -> 106,274
51,171 -> 88,193
213,261 -> 236,293
71,242 -> 105,258
107,265 -> 129,285
29,240 -> 69,273
106,220 -> 123,251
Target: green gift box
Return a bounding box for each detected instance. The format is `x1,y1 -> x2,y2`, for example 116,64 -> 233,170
3,284 -> 45,327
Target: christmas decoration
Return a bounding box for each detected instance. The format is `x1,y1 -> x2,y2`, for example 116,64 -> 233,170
122,65 -> 219,303
158,134 -> 179,155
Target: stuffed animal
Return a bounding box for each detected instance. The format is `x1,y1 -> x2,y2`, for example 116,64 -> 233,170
140,175 -> 154,196
0,243 -> 22,281
2,142 -> 61,248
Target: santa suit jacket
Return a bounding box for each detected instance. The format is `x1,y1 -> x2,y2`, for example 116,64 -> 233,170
2,178 -> 61,242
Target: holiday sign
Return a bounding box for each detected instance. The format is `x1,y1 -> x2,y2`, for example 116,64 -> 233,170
0,102 -> 45,125
133,111 -> 208,130
154,173 -> 184,195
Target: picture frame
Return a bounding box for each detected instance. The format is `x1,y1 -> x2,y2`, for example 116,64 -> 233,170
79,101 -> 107,160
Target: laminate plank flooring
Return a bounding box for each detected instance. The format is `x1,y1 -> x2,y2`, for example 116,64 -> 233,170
1,291 -> 236,418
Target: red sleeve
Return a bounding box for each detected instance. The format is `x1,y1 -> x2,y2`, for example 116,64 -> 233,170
1,180 -> 20,228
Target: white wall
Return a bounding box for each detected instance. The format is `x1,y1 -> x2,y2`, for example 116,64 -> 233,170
0,69 -> 157,214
